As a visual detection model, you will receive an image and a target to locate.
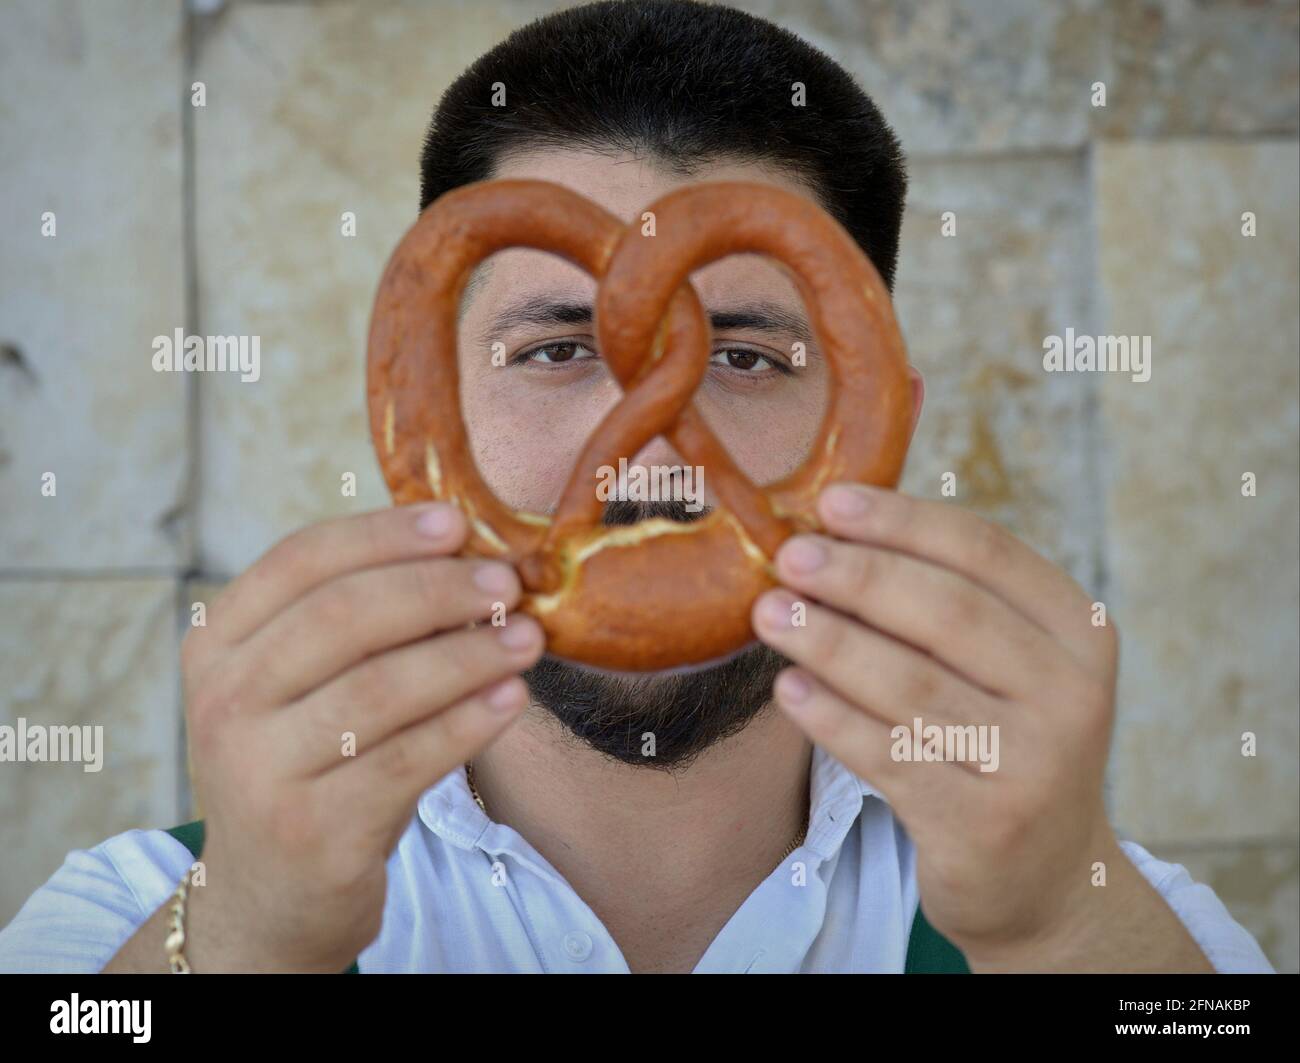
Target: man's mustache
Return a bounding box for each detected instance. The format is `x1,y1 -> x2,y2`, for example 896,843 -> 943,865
602,497 -> 711,526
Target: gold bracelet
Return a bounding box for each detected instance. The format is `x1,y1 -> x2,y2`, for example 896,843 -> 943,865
165,869 -> 194,973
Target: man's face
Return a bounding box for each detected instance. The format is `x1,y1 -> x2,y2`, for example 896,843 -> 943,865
456,147 -> 837,769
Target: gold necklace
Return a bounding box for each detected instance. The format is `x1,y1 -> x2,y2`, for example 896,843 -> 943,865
464,762 -> 808,861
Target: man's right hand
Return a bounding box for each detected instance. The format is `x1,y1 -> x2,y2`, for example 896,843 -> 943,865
105,502 -> 543,973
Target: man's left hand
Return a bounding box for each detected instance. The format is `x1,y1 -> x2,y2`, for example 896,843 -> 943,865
753,482 -> 1213,972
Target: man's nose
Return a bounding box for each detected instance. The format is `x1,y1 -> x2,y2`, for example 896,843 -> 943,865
591,376 -> 710,506
627,437 -> 686,471
589,373 -> 690,470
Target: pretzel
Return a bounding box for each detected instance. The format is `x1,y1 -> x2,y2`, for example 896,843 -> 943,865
366,178 -> 912,673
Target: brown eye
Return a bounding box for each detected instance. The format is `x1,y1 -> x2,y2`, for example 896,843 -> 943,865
521,341 -> 596,365
538,342 -> 576,363
711,348 -> 772,372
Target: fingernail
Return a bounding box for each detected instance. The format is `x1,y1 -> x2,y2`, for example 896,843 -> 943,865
825,485 -> 869,518
474,562 -> 516,595
415,503 -> 455,539
758,592 -> 795,630
498,616 -> 541,651
485,677 -> 526,713
777,671 -> 812,703
782,536 -> 826,574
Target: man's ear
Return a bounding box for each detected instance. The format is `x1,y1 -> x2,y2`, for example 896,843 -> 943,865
906,366 -> 925,446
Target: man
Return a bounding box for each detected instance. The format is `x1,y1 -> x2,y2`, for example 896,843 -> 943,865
0,0 -> 1273,974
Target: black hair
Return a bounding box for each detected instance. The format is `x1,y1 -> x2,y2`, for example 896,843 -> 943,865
419,0 -> 908,289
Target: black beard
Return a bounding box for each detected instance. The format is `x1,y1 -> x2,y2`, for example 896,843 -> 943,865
520,497 -> 791,772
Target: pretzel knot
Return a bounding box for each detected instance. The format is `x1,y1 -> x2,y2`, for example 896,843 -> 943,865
367,178 -> 912,673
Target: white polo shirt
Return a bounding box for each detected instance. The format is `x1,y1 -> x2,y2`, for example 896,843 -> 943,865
0,745 -> 1274,973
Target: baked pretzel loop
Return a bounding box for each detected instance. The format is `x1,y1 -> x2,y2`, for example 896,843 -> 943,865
367,178 -> 912,673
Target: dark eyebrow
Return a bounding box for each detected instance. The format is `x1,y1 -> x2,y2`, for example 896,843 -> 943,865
480,298 -> 811,343
710,303 -> 810,337
482,298 -> 593,340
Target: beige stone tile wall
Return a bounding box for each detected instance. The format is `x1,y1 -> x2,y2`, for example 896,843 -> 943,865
1097,141 -> 1300,850
1,1 -> 188,569
895,155 -> 1101,589
1,0 -> 1296,970
0,580 -> 183,923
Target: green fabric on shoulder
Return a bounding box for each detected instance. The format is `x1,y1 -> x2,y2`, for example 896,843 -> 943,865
904,906 -> 970,973
164,819 -> 968,973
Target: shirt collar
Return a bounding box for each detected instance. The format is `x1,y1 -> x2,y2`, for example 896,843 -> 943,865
417,744 -> 884,862
804,743 -> 884,857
